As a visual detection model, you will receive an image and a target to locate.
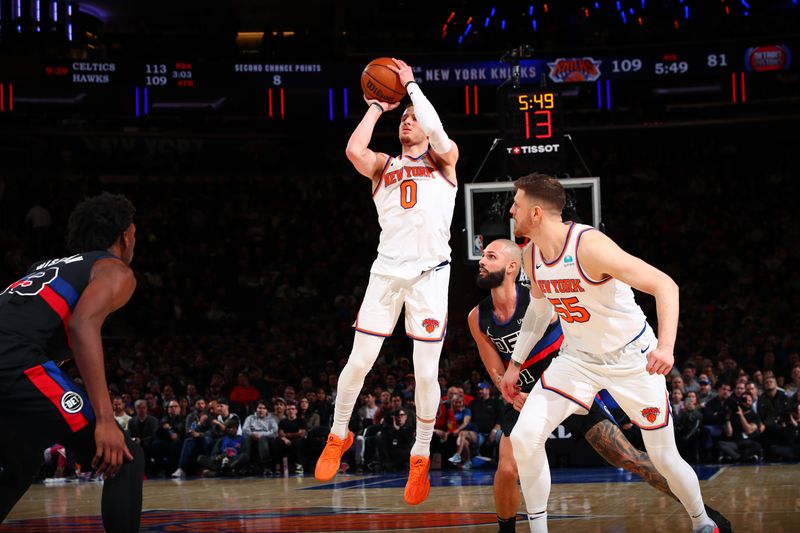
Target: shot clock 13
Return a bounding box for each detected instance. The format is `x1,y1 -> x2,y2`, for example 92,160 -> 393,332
501,90 -> 561,142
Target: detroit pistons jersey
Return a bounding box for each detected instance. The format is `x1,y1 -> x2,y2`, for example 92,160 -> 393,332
531,222 -> 649,354
370,151 -> 457,280
0,251 -> 119,383
478,283 -> 564,393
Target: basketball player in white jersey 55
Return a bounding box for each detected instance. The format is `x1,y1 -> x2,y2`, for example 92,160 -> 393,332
500,174 -> 720,533
315,58 -> 458,506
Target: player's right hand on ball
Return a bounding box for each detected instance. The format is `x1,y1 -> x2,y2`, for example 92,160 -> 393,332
363,95 -> 400,112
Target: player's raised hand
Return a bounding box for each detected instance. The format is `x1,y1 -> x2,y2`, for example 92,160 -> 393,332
388,58 -> 415,86
363,94 -> 400,113
645,346 -> 674,376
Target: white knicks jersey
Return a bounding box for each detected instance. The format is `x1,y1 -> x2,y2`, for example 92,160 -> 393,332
370,151 -> 457,280
531,222 -> 649,354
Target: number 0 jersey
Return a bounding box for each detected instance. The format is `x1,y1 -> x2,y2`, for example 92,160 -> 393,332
478,283 -> 564,393
370,151 -> 456,280
0,251 -> 119,381
531,222 -> 649,354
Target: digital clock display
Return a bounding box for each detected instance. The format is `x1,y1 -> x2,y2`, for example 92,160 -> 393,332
143,62 -> 195,88
501,90 -> 561,142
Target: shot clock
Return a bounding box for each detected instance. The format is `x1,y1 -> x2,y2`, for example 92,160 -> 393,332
500,89 -> 563,145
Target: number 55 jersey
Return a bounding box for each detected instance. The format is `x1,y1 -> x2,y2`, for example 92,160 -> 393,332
530,222 -> 648,355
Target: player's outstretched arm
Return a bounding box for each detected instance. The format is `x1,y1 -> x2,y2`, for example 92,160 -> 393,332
389,58 -> 459,168
468,306 -> 506,389
68,259 -> 136,477
345,96 -> 399,182
577,230 -> 679,376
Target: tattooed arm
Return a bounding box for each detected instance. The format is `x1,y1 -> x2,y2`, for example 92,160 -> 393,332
584,419 -> 675,500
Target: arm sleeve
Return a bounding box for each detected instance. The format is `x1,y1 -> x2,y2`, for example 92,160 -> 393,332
510,296 -> 555,366
405,81 -> 452,154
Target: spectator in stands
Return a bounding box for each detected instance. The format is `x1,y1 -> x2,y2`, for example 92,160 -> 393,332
198,419 -> 248,477
358,392 -> 379,425
272,397 -> 287,423
769,401 -> 800,461
467,382 -> 503,458
230,372 -> 260,415
746,382 -> 760,413
379,408 -> 415,471
696,375 -> 716,408
113,396 -> 132,431
675,393 -> 704,463
144,392 -> 162,419
172,397 -> 212,478
671,376 -> 686,397
784,364 -> 800,397
671,387 -> 686,417
127,399 -> 159,473
298,397 -> 320,429
703,382 -> 732,443
152,400 -> 185,476
447,394 -> 477,468
682,362 -> 700,394
758,373 -> 790,456
242,400 -> 279,475
719,392 -> 762,462
276,402 -> 307,474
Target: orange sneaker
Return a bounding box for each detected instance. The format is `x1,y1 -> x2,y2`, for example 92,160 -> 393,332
314,430 -> 354,482
403,455 -> 431,505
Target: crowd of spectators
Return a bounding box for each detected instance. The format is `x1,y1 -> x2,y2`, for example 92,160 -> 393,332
2,120 -> 797,479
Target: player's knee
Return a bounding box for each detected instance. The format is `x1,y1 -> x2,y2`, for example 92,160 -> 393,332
509,424 -> 547,457
496,459 -> 518,482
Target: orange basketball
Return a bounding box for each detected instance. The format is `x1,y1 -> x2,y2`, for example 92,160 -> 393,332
360,57 -> 406,104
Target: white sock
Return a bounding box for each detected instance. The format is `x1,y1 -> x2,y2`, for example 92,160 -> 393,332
410,419 -> 434,457
330,332 -> 385,439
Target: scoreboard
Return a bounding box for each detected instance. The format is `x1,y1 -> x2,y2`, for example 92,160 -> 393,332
0,40 -> 794,121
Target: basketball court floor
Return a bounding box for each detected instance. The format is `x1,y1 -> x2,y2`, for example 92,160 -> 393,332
3,463 -> 797,532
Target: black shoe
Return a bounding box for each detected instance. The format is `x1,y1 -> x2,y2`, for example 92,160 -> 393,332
705,505 -> 733,533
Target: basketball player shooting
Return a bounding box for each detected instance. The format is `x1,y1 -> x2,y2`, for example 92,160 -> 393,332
314,58 -> 459,506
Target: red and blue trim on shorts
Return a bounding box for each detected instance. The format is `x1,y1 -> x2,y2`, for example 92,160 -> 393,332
24,360 -> 95,432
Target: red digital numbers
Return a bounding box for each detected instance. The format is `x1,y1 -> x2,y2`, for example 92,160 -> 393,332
524,110 -> 553,140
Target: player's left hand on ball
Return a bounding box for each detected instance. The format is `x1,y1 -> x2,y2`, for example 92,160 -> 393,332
388,58 -> 415,86
363,95 -> 400,112
645,346 -> 674,376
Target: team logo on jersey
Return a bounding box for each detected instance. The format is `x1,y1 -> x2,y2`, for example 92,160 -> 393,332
564,255 -> 574,264
60,391 -> 84,414
641,407 -> 661,423
422,318 -> 440,333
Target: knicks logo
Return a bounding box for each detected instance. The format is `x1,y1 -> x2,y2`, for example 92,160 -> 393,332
422,318 -> 440,333
641,407 -> 661,423
547,57 -> 602,83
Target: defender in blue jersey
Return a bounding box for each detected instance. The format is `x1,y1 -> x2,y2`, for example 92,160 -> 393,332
468,239 -> 731,533
0,193 -> 143,533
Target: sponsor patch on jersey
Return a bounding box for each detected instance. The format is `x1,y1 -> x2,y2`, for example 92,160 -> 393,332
422,318 -> 440,333
564,255 -> 573,264
641,406 -> 661,423
60,391 -> 84,414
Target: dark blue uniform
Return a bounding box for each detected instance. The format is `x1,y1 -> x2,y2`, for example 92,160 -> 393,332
0,251 -> 118,448
477,283 -> 615,437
